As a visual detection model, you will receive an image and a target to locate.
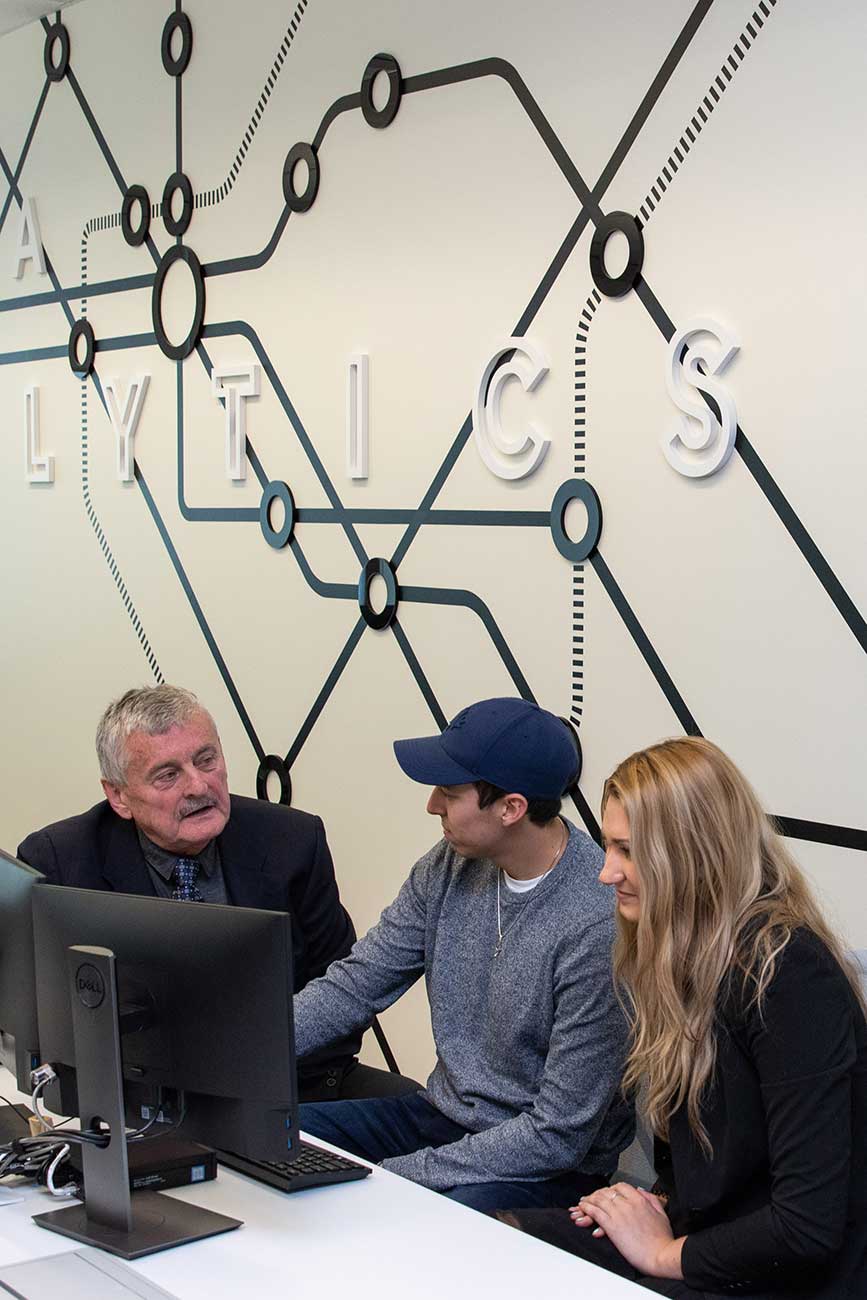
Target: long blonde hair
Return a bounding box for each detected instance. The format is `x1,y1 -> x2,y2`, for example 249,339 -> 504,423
603,737 -> 864,1154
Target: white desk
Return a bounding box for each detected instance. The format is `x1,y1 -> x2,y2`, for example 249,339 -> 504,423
0,1071 -> 644,1299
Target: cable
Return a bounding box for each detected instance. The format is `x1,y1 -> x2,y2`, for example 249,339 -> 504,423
27,1061 -> 173,1143
0,1138 -> 58,1181
1,1146 -> 76,1193
46,1143 -> 78,1197
123,1088 -> 188,1143
30,1130 -> 107,1148
31,1079 -> 54,1127
1,1063 -> 189,1193
125,1107 -> 162,1141
130,1100 -> 187,1143
45,1114 -> 78,1132
24,1065 -> 107,1148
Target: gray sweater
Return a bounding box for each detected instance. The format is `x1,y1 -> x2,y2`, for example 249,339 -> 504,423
294,821 -> 633,1190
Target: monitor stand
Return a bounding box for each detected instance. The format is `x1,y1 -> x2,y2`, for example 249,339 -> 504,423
32,944 -> 242,1260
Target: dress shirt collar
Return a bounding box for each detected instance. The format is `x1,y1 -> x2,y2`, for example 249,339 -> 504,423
135,826 -> 217,881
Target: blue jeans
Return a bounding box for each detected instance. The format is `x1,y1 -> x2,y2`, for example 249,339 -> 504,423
299,1091 -> 607,1214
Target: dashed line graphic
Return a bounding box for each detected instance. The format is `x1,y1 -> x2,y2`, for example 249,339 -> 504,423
571,287 -> 600,726
80,380 -> 163,682
196,0 -> 310,210
637,0 -> 778,228
574,289 -> 600,480
80,211 -> 121,302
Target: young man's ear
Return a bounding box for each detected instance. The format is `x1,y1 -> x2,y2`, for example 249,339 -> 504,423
500,793 -> 529,827
102,778 -> 133,821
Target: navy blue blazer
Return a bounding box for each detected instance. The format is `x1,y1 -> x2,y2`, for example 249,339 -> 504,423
17,794 -> 362,1077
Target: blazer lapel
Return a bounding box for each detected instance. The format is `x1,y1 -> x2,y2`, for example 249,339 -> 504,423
101,816 -> 156,896
218,803 -> 276,909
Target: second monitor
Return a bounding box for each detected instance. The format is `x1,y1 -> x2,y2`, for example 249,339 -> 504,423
31,885 -> 299,1256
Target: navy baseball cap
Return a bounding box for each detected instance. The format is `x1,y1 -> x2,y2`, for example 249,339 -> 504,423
393,698 -> 578,799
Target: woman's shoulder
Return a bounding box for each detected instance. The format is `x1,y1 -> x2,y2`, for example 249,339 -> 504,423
722,926 -> 854,1021
722,926 -> 863,1063
775,925 -> 844,975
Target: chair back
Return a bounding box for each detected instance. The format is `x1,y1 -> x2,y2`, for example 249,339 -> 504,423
614,1079 -> 655,1188
852,950 -> 867,998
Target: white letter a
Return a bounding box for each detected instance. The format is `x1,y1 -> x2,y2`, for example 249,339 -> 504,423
14,197 -> 47,278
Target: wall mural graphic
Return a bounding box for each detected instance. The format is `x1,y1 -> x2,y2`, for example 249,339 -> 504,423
2,0 -> 865,922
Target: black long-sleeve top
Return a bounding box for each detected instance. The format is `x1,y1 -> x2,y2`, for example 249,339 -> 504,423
655,929 -> 866,1297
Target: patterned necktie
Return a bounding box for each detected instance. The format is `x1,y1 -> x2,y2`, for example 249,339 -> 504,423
172,857 -> 204,901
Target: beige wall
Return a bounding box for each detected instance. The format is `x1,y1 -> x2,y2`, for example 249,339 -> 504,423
1,0 -> 865,1081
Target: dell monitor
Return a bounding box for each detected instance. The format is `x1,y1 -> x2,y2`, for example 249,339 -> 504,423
32,884 -> 299,1257
0,849 -> 44,1094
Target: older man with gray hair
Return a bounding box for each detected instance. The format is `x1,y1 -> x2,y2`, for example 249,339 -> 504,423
18,684 -> 417,1101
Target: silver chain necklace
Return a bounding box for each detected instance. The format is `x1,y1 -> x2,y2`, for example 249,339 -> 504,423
494,822 -> 568,958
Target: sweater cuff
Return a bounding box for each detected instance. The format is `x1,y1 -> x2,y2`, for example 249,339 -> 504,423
381,1150 -> 440,1190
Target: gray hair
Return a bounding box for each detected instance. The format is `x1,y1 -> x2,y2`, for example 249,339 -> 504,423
96,685 -> 208,786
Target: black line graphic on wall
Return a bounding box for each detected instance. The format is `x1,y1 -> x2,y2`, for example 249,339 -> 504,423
637,0 -> 778,229
1,0 -> 865,852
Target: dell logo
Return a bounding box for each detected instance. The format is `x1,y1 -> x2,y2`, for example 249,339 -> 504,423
75,962 -> 106,1009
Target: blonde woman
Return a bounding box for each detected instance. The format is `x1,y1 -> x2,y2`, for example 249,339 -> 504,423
502,738 -> 866,1298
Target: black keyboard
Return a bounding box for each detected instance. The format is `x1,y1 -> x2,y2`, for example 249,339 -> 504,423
216,1140 -> 372,1193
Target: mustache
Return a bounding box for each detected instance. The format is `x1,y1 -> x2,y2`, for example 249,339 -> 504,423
178,796 -> 216,818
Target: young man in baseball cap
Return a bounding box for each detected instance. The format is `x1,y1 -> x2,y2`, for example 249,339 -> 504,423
293,698 -> 632,1213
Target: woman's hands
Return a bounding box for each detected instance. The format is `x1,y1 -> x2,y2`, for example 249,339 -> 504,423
569,1182 -> 685,1280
